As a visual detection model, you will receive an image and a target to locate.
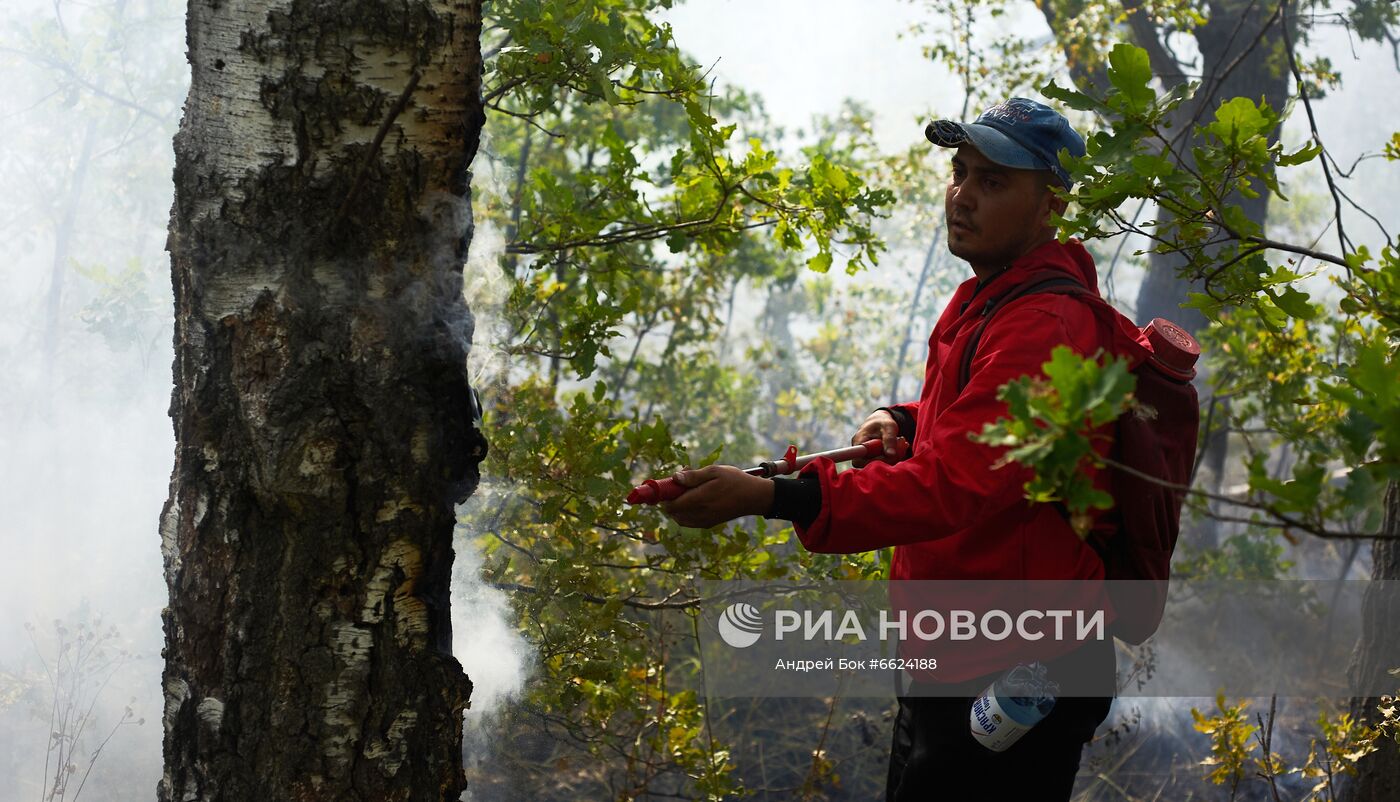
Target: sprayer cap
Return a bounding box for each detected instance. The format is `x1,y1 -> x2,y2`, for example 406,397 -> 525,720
1146,318 -> 1200,378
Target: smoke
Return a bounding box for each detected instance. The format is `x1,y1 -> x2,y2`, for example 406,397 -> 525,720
453,122 -> 538,800
452,496 -> 533,716
452,487 -> 536,802
0,0 -> 179,797
1077,588 -> 1371,800
0,390 -> 171,802
462,192 -> 514,394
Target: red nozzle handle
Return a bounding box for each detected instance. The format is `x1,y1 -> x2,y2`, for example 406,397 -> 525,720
625,476 -> 688,506
858,437 -> 910,462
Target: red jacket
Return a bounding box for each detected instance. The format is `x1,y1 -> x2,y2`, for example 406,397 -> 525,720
794,239 -> 1138,583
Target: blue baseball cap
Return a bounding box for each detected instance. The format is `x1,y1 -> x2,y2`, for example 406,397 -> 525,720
925,97 -> 1085,188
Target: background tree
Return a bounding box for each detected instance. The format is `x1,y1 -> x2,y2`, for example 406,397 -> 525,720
0,0 -> 184,401
159,0 -> 487,799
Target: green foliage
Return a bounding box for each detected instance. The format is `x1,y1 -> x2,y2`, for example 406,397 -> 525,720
75,259 -> 164,356
469,12 -> 1397,799
1348,0 -> 1400,42
972,345 -> 1137,535
464,1 -> 902,795
1190,695 -> 1395,802
764,277 -> 914,439
488,0 -> 893,263
1106,42 -> 1154,113
1046,63 -> 1304,307
1296,707 -> 1381,800
1173,533 -> 1292,580
1191,695 -> 1264,794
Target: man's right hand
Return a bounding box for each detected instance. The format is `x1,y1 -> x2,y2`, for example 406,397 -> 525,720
851,409 -> 903,468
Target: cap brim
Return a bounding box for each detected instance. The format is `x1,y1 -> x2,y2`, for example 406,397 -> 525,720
924,120 -> 1050,173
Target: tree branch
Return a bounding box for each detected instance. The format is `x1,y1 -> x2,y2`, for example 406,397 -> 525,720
1280,2 -> 1352,255
331,70 -> 421,228
0,46 -> 172,124
490,581 -> 828,610
1239,234 -> 1348,269
482,75 -> 528,105
485,101 -> 565,138
1101,456 -> 1395,541
508,190 -> 789,255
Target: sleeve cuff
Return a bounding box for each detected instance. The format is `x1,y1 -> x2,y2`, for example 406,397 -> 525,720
876,406 -> 917,447
766,474 -> 822,527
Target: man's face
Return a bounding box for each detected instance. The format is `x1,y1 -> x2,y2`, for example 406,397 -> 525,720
944,145 -> 1059,273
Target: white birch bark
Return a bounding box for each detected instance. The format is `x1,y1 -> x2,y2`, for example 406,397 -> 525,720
161,1 -> 486,799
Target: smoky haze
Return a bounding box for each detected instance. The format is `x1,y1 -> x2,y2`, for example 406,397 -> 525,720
0,0 -> 183,798
2,0 -> 1399,800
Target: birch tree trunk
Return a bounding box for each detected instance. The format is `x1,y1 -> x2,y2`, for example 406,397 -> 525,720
159,1 -> 486,799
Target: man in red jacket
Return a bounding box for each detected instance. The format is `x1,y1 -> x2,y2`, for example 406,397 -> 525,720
662,98 -> 1115,800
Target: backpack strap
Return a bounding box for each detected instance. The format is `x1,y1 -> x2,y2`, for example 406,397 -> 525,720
956,275 -> 1088,393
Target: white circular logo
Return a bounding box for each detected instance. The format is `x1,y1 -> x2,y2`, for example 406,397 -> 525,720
717,602 -> 764,648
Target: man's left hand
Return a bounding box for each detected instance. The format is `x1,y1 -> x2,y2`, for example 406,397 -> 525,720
660,465 -> 775,529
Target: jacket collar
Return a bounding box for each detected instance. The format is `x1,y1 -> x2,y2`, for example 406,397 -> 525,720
982,238 -> 1098,298
951,239 -> 1099,323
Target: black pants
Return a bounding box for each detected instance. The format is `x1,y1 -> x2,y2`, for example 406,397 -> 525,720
885,643 -> 1114,801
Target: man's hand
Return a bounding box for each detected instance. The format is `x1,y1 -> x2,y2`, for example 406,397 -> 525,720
851,409 -> 903,468
661,465 -> 775,529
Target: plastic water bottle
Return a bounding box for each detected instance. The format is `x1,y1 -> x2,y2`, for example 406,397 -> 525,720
969,662 -> 1059,752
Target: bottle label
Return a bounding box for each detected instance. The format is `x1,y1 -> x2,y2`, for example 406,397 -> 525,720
969,691 -> 1031,752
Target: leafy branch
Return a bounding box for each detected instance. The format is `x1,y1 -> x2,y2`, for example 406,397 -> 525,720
973,345 -> 1137,535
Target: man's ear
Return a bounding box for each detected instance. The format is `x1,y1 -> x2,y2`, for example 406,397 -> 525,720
1041,184 -> 1068,223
